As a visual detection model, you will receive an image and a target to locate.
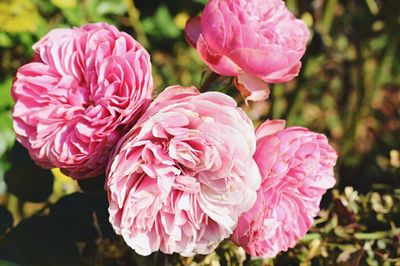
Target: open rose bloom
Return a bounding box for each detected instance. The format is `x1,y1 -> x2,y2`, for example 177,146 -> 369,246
12,22 -> 153,179
185,0 -> 309,101
231,120 -> 337,257
106,86 -> 261,256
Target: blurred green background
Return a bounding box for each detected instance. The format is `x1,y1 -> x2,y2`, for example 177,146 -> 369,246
0,0 -> 399,265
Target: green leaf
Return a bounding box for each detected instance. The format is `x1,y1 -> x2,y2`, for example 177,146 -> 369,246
5,143 -> 54,202
62,6 -> 87,25
0,112 -> 14,158
192,0 -> 207,4
0,260 -> 21,266
0,0 -> 40,33
0,216 -> 80,266
142,5 -> 180,40
0,206 -> 13,235
0,33 -> 12,48
50,193 -> 99,242
96,0 -> 126,16
51,0 -> 77,9
86,0 -> 126,21
0,78 -> 13,109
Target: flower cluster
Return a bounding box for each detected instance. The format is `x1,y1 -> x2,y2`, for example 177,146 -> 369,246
11,0 -> 337,259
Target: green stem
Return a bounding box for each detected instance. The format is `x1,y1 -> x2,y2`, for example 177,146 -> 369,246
7,193 -> 21,223
200,72 -> 219,92
322,0 -> 338,33
354,228 -> 400,240
123,0 -> 149,48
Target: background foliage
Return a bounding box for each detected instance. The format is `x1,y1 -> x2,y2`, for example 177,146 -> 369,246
0,0 -> 399,265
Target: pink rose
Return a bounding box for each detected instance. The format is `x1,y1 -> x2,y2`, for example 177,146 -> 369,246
231,120 -> 337,257
12,23 -> 153,179
106,86 -> 261,256
185,0 -> 309,101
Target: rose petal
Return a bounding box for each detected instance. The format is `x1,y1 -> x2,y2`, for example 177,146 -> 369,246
234,74 -> 270,102
184,16 -> 202,48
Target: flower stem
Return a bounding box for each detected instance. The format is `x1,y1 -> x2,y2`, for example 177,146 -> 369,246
200,72 -> 219,92
124,0 -> 149,48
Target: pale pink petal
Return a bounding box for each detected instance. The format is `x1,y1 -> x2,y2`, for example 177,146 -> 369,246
255,119 -> 286,139
234,74 -> 270,102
